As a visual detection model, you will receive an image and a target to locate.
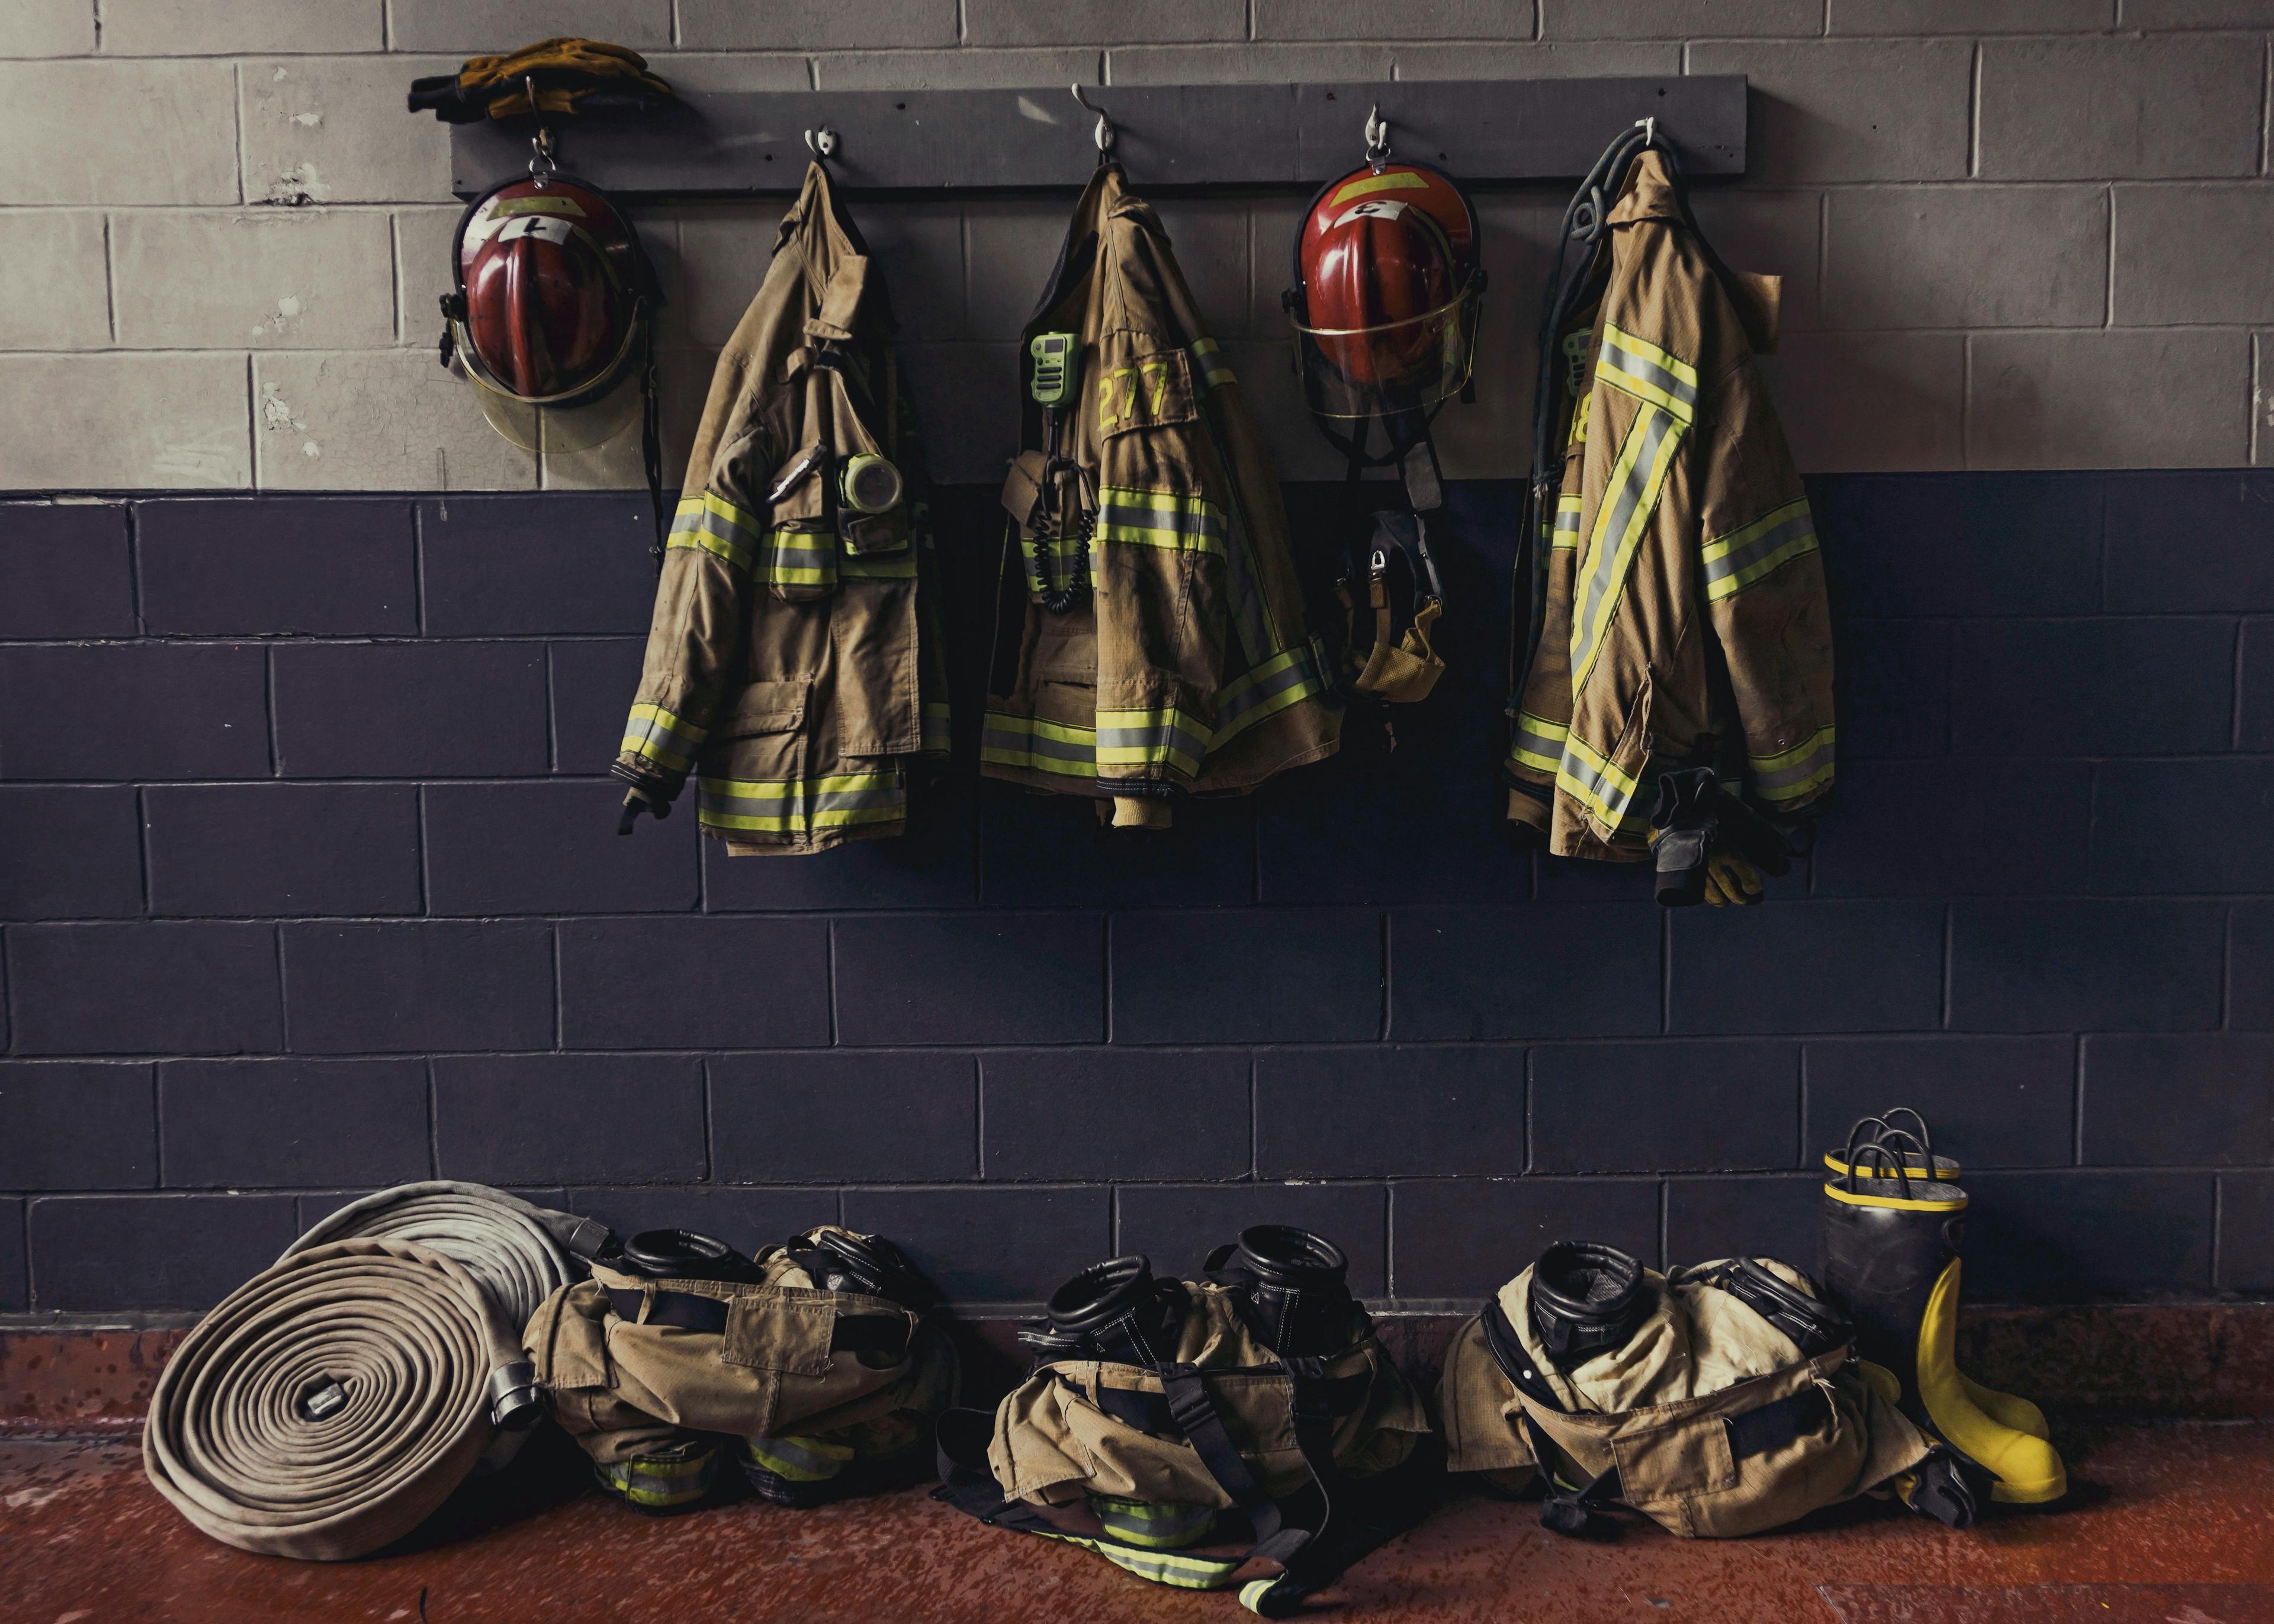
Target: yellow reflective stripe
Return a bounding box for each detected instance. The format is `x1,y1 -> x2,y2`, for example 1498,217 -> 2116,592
1331,169 -> 1430,205
981,710 -> 1098,780
1823,1181 -> 1968,1214
1597,322 -> 1698,425
666,493 -> 767,573
1751,723 -> 1836,804
704,490 -> 763,536
1096,486 -> 1227,555
743,1433 -> 855,1482
621,702 -> 707,773
1241,1578 -> 1290,1614
1551,495 -> 1584,550
696,770 -> 905,834
1210,643 -> 1329,749
756,528 -> 835,587
1509,709 -> 1569,775
598,1446 -> 719,1506
1703,497 -> 1817,602
1190,337 -> 1236,391
921,700 -> 952,752
1557,731 -> 1642,830
1090,1495 -> 1216,1549
1097,705 -> 1209,777
1569,400 -> 1683,689
1034,1531 -> 1240,1590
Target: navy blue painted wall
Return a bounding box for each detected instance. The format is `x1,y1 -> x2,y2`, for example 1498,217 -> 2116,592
2,475 -> 2270,1316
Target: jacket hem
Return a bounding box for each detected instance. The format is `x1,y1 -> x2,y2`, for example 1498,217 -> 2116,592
712,819 -> 907,857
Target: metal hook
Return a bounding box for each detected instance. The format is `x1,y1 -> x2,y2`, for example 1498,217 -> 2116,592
1071,84 -> 1114,158
1364,102 -> 1392,172
804,126 -> 839,160
1637,115 -> 1658,147
525,75 -> 557,186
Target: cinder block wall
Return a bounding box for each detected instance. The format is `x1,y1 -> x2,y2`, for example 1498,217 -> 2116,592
3,4 -> 2273,1317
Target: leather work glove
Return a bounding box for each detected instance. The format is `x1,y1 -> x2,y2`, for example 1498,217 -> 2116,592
1649,768 -> 1793,908
1701,848 -> 1765,907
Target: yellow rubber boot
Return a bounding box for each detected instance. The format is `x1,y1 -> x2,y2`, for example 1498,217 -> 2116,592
1819,1166 -> 2066,1508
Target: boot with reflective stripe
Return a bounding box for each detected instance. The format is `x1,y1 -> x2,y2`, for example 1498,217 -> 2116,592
1817,1159 -> 2066,1508
595,1437 -> 722,1514
1821,1112 -> 2050,1444
740,1432 -> 856,1506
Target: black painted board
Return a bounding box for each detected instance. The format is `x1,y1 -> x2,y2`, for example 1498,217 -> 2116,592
448,78 -> 1745,198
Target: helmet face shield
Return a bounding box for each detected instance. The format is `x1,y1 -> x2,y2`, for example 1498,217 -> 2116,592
1289,279 -> 1482,421
451,313 -> 645,452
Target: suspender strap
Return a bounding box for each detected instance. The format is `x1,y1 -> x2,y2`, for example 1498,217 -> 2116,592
1520,1410 -> 1624,1538
1724,1382 -> 1835,1462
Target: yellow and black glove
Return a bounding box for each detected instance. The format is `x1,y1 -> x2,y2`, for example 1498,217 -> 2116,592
1649,768 -> 1796,908
409,38 -> 675,124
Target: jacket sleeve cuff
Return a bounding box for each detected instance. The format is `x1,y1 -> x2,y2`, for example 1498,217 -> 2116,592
618,699 -> 710,789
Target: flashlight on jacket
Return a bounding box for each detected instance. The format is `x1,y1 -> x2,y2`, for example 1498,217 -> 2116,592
839,452 -> 902,514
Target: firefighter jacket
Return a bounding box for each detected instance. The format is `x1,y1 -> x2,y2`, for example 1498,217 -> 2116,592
614,161 -> 950,854
1506,150 -> 1833,858
982,163 -> 1340,828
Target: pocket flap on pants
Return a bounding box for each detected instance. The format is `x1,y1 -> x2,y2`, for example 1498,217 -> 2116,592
722,1289 -> 837,1376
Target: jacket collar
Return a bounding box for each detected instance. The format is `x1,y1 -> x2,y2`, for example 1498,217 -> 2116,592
1024,162 -> 1134,333
1607,149 -> 1684,227
781,160 -> 898,342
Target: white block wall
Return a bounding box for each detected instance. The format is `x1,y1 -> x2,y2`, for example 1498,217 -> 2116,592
3,1 -> 2272,489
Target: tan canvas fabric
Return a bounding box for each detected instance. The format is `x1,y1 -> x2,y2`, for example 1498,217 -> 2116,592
524,1228 -> 953,1467
981,164 -> 1341,826
615,160 -> 950,854
1438,1258 -> 1929,1538
1507,150 -> 1834,858
988,1282 -> 1428,1510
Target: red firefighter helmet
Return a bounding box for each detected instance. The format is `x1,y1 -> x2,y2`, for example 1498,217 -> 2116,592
441,172 -> 660,452
1287,160 -> 1483,429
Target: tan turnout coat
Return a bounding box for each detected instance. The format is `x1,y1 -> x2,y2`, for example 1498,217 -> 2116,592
1507,151 -> 1835,857
615,162 -> 950,854
982,164 -> 1341,828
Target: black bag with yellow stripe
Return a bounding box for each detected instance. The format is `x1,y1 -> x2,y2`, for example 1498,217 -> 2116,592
934,1227 -> 1431,1618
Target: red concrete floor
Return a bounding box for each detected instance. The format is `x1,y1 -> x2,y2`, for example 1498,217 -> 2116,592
4,1422 -> 2271,1623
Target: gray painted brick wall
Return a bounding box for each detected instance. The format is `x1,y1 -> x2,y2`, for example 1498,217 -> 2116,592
7,9 -> 2274,487
0,474 -> 2266,1316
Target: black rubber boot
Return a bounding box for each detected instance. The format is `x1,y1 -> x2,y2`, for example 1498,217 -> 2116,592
1820,1112 -> 2049,1442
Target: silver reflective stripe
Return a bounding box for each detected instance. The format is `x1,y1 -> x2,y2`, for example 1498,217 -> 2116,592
1098,714 -> 1209,770
1096,490 -> 1226,550
1212,645 -> 1324,742
986,729 -> 1092,767
1570,404 -> 1681,684
1752,726 -> 1836,801
1703,505 -> 1817,600
1559,742 -> 1633,825
698,780 -> 902,817
1599,326 -> 1698,419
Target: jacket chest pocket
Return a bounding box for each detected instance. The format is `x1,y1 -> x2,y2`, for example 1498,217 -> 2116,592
756,445 -> 839,602
1097,347 -> 1197,438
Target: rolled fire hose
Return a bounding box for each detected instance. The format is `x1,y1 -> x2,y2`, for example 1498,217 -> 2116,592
143,1237 -> 528,1560
282,1179 -> 609,1331
282,1181 -> 611,1474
